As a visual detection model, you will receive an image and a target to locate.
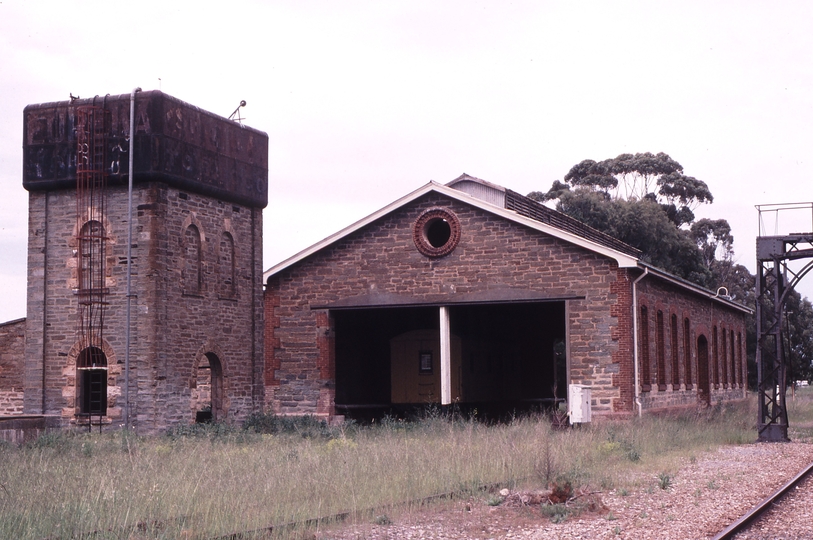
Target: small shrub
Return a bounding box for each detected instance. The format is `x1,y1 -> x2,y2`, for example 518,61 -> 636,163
165,421 -> 247,442
549,478 -> 573,504
486,495 -> 503,507
28,431 -> 73,451
540,503 -> 569,523
242,412 -> 341,439
657,472 -> 672,490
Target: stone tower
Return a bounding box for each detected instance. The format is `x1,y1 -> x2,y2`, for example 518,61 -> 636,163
22,91 -> 268,432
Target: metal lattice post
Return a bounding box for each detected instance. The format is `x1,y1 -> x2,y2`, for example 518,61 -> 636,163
755,257 -> 789,441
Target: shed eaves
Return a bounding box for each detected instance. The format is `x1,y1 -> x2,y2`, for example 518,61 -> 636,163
263,179 -> 641,282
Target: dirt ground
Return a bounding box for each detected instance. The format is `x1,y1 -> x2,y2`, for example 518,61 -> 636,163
308,442 -> 813,540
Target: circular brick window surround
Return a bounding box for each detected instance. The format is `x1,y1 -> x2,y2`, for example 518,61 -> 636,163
413,207 -> 461,257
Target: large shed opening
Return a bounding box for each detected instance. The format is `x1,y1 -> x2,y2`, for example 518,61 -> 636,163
333,301 -> 566,421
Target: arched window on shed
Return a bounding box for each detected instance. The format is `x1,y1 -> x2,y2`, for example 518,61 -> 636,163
684,318 -> 693,389
657,310 -> 666,390
640,306 -> 651,392
721,326 -> 728,387
730,329 -> 736,388
737,331 -> 744,387
712,326 -> 720,389
671,313 -> 680,388
697,335 -> 710,405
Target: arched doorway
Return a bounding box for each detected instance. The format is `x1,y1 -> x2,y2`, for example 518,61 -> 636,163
195,353 -> 224,422
697,335 -> 711,406
77,346 -> 107,417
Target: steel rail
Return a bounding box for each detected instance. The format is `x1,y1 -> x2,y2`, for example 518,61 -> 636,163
713,459 -> 813,540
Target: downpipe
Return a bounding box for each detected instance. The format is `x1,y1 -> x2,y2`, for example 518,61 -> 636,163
632,267 -> 649,417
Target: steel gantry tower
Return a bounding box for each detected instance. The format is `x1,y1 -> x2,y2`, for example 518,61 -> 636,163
756,203 -> 813,441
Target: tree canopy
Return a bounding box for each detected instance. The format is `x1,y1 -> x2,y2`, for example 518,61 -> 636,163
531,152 -> 716,285
530,152 -> 713,227
531,152 -> 813,387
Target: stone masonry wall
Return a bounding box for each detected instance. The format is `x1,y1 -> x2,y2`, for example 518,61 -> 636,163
0,318 -> 25,415
24,183 -> 263,432
265,192 -> 627,417
636,277 -> 749,412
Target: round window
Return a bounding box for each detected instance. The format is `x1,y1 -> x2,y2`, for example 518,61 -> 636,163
413,207 -> 461,257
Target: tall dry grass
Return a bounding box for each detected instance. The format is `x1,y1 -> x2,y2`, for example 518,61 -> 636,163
788,384 -> 813,441
0,399 -> 758,539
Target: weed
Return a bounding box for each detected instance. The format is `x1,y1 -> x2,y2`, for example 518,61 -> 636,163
657,472 -> 672,490
373,514 -> 391,526
606,511 -> 617,521
707,480 -> 718,490
486,496 -> 503,507
617,488 -> 628,497
242,413 -> 341,439
613,525 -> 622,535
640,510 -> 648,518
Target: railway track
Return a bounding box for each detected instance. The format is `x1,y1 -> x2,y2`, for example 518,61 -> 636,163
713,459 -> 813,540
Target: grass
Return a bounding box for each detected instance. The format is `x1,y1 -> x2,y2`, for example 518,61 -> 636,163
788,385 -> 813,441
0,397 -> 762,539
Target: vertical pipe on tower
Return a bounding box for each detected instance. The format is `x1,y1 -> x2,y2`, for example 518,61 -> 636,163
125,87 -> 141,430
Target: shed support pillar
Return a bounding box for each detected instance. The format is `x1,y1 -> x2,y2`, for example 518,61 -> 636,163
439,306 -> 451,406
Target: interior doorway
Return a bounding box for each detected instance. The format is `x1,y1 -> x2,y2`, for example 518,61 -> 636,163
194,352 -> 224,422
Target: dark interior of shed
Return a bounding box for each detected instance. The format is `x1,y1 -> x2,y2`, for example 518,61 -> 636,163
333,301 -> 566,421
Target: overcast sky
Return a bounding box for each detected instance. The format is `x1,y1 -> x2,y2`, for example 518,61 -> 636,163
2,1 -> 813,322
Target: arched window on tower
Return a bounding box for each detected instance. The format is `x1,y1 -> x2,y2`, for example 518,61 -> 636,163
78,220 -> 105,292
219,231 -> 235,298
184,225 -> 202,294
77,346 -> 107,416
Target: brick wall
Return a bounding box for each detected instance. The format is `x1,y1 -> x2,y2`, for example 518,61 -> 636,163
0,318 -> 25,415
636,277 -> 748,412
265,192 -> 629,416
